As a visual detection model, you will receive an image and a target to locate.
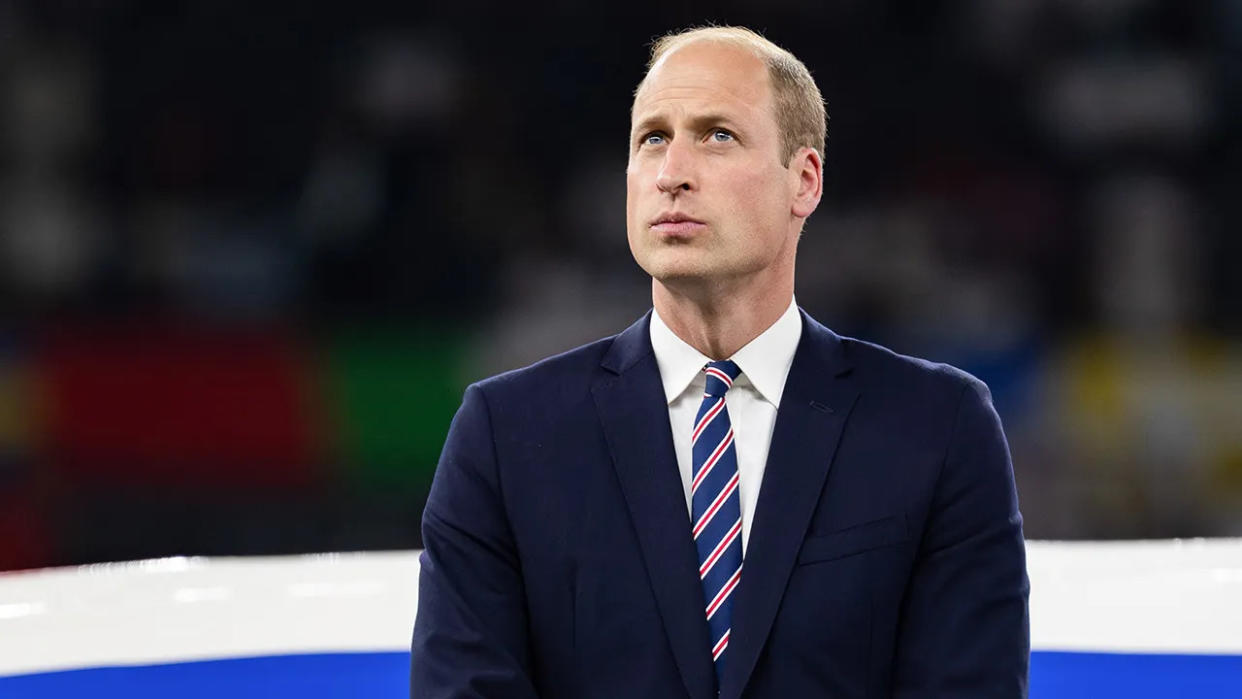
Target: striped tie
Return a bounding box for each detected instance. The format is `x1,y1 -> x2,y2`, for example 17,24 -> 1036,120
691,359 -> 744,685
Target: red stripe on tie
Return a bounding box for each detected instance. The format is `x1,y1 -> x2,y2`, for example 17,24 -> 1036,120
712,629 -> 730,660
706,566 -> 742,620
691,430 -> 734,495
700,517 -> 742,577
691,397 -> 725,445
704,367 -> 733,388
692,471 -> 740,539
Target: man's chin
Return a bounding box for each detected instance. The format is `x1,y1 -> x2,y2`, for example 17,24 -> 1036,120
646,261 -> 712,285
650,265 -> 742,299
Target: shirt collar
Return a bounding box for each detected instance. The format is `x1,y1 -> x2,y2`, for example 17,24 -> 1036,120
649,297 -> 802,408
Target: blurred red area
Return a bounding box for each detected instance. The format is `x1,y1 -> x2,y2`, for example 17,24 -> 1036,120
34,323 -> 323,490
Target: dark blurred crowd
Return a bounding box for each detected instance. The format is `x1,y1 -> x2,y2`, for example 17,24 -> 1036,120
1,0 -> 1240,570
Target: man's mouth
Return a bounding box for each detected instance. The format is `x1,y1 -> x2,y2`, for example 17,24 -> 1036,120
650,213 -> 706,236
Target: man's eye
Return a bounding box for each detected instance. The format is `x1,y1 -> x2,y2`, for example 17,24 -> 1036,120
643,132 -> 666,146
711,129 -> 734,142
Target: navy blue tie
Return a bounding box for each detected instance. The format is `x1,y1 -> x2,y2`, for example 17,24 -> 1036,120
691,360 -> 744,683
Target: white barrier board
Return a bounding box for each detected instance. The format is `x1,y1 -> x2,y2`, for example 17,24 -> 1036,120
0,540 -> 1239,696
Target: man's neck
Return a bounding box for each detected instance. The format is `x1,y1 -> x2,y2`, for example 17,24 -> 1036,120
652,276 -> 793,360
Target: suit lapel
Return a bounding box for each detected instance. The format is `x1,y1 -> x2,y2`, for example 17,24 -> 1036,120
591,313 -> 716,699
720,311 -> 860,699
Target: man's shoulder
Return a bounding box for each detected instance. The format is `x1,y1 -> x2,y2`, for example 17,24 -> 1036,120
822,322 -> 988,401
470,329 -> 633,402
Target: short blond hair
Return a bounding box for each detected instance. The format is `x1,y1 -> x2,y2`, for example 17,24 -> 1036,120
638,26 -> 827,166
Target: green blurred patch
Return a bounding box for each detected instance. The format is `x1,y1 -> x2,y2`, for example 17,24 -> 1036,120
323,326 -> 470,493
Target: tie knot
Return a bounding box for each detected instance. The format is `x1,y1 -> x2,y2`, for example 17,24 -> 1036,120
702,360 -> 741,397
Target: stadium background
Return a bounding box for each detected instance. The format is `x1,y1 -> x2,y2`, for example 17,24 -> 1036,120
1,0 -> 1240,573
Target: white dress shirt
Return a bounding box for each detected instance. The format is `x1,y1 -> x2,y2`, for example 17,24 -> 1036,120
649,298 -> 802,555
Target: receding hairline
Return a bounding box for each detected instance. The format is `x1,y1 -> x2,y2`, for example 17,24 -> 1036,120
633,29 -> 776,102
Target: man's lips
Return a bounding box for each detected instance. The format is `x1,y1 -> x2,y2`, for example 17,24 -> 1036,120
649,215 -> 706,237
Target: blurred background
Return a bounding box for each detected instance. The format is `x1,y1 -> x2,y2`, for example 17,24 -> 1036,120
0,0 -> 1239,571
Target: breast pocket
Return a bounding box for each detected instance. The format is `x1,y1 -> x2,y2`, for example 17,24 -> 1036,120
797,515 -> 908,566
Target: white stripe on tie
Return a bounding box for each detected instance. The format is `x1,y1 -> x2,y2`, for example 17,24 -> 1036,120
705,566 -> 742,620
704,367 -> 734,388
712,629 -> 730,660
699,517 -> 743,578
692,472 -> 740,539
691,397 -> 726,445
691,430 -> 734,495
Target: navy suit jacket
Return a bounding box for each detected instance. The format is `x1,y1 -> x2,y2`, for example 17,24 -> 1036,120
411,310 -> 1029,698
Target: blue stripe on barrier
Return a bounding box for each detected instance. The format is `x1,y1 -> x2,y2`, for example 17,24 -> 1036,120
0,652 -> 409,698
0,650 -> 1239,697
1030,651 -> 1242,697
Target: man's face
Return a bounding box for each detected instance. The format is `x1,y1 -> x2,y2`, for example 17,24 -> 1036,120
626,41 -> 802,290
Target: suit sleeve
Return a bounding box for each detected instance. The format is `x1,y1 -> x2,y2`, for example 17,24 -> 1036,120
892,378 -> 1031,698
410,384 -> 540,699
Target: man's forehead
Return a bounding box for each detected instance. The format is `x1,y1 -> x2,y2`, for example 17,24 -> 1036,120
647,38 -> 767,81
632,40 -> 771,122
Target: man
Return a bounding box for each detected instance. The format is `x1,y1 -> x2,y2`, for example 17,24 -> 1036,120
411,26 -> 1029,699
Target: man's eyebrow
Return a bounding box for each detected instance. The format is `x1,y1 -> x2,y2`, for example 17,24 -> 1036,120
631,115 -> 667,139
686,113 -> 741,131
630,112 -> 742,139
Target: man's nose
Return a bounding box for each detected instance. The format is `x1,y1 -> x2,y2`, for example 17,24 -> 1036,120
655,142 -> 695,194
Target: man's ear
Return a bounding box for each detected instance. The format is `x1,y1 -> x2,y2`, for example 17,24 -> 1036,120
790,147 -> 823,219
